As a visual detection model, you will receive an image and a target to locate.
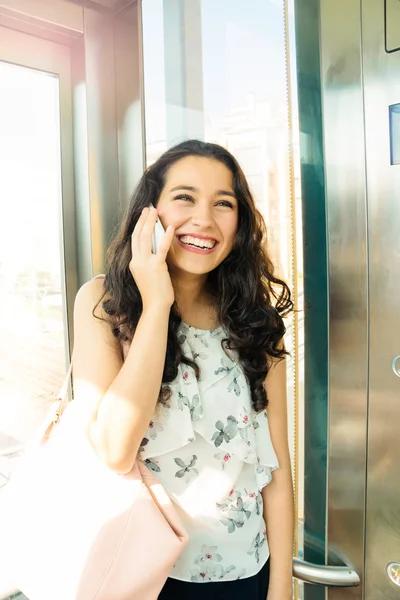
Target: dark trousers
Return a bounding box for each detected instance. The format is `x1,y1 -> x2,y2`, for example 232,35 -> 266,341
158,559 -> 270,600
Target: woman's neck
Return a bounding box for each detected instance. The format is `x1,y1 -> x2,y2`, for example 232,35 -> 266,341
170,270 -> 207,305
171,271 -> 217,329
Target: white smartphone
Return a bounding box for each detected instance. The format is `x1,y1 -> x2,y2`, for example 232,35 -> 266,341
150,204 -> 166,253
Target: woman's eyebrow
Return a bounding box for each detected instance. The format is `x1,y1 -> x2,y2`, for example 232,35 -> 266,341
169,185 -> 198,193
216,189 -> 236,199
169,185 -> 236,199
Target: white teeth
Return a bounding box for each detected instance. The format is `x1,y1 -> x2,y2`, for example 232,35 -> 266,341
179,235 -> 217,250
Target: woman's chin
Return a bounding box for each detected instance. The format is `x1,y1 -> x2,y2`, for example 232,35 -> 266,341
168,258 -> 216,278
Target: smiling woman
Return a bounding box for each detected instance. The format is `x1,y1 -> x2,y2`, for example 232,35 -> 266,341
98,140 -> 292,387
71,139 -> 294,599
155,156 -> 239,275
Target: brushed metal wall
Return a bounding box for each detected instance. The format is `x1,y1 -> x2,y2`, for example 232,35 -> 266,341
318,0 -> 400,598
362,0 -> 400,597
319,1 -> 368,599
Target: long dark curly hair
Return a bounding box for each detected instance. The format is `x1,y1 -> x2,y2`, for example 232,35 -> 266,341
99,140 -> 293,411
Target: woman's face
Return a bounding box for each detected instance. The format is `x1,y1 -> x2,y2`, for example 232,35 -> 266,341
156,156 -> 239,277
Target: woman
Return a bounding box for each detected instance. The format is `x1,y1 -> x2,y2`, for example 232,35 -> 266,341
73,140 -> 294,600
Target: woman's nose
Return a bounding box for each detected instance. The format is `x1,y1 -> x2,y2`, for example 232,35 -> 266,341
190,204 -> 214,228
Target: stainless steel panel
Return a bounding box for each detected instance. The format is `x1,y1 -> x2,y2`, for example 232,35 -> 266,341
362,0 -> 400,597
114,0 -> 145,211
71,35 -> 93,287
58,40 -> 79,350
80,6 -> 120,277
319,1 -> 369,598
72,0 -> 145,284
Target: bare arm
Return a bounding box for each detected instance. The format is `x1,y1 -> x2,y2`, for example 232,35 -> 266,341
73,280 -> 170,474
261,355 -> 294,600
72,207 -> 175,474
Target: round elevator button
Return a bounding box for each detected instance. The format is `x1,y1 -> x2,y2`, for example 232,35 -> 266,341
392,356 -> 400,377
387,563 -> 400,586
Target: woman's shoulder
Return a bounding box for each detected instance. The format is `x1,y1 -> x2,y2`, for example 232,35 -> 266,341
74,274 -> 107,320
73,275 -> 122,353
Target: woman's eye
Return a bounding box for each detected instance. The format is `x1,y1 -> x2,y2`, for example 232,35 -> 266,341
175,194 -> 194,202
217,200 -> 234,208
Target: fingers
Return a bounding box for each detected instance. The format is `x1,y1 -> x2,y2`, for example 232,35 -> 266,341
131,206 -> 158,256
131,206 -> 174,261
131,207 -> 149,256
140,206 -> 158,252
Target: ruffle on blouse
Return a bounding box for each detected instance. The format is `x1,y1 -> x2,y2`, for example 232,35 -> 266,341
138,323 -> 279,490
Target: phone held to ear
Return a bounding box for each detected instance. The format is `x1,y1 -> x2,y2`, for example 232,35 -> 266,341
150,204 -> 166,253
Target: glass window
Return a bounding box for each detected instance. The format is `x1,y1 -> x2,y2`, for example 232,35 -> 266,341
142,2 -> 304,594
0,60 -> 68,597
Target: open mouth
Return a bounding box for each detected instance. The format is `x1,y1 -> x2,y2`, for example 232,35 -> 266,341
178,235 -> 218,252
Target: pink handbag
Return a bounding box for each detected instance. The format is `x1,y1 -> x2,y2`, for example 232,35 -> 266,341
0,363 -> 189,600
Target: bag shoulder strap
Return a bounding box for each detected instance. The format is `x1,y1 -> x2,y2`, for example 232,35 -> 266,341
43,275 -> 108,438
55,274 -> 106,413
57,362 -> 73,402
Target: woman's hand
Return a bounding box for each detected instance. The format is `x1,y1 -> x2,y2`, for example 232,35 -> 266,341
129,206 -> 175,311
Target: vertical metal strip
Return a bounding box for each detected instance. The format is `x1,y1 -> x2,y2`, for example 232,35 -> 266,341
137,0 -> 147,170
359,0 -> 370,594
283,3 -> 302,598
113,0 -> 146,212
283,0 -> 300,562
294,0 -> 329,598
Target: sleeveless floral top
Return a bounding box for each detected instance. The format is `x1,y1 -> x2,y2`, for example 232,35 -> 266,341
137,322 -> 279,583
